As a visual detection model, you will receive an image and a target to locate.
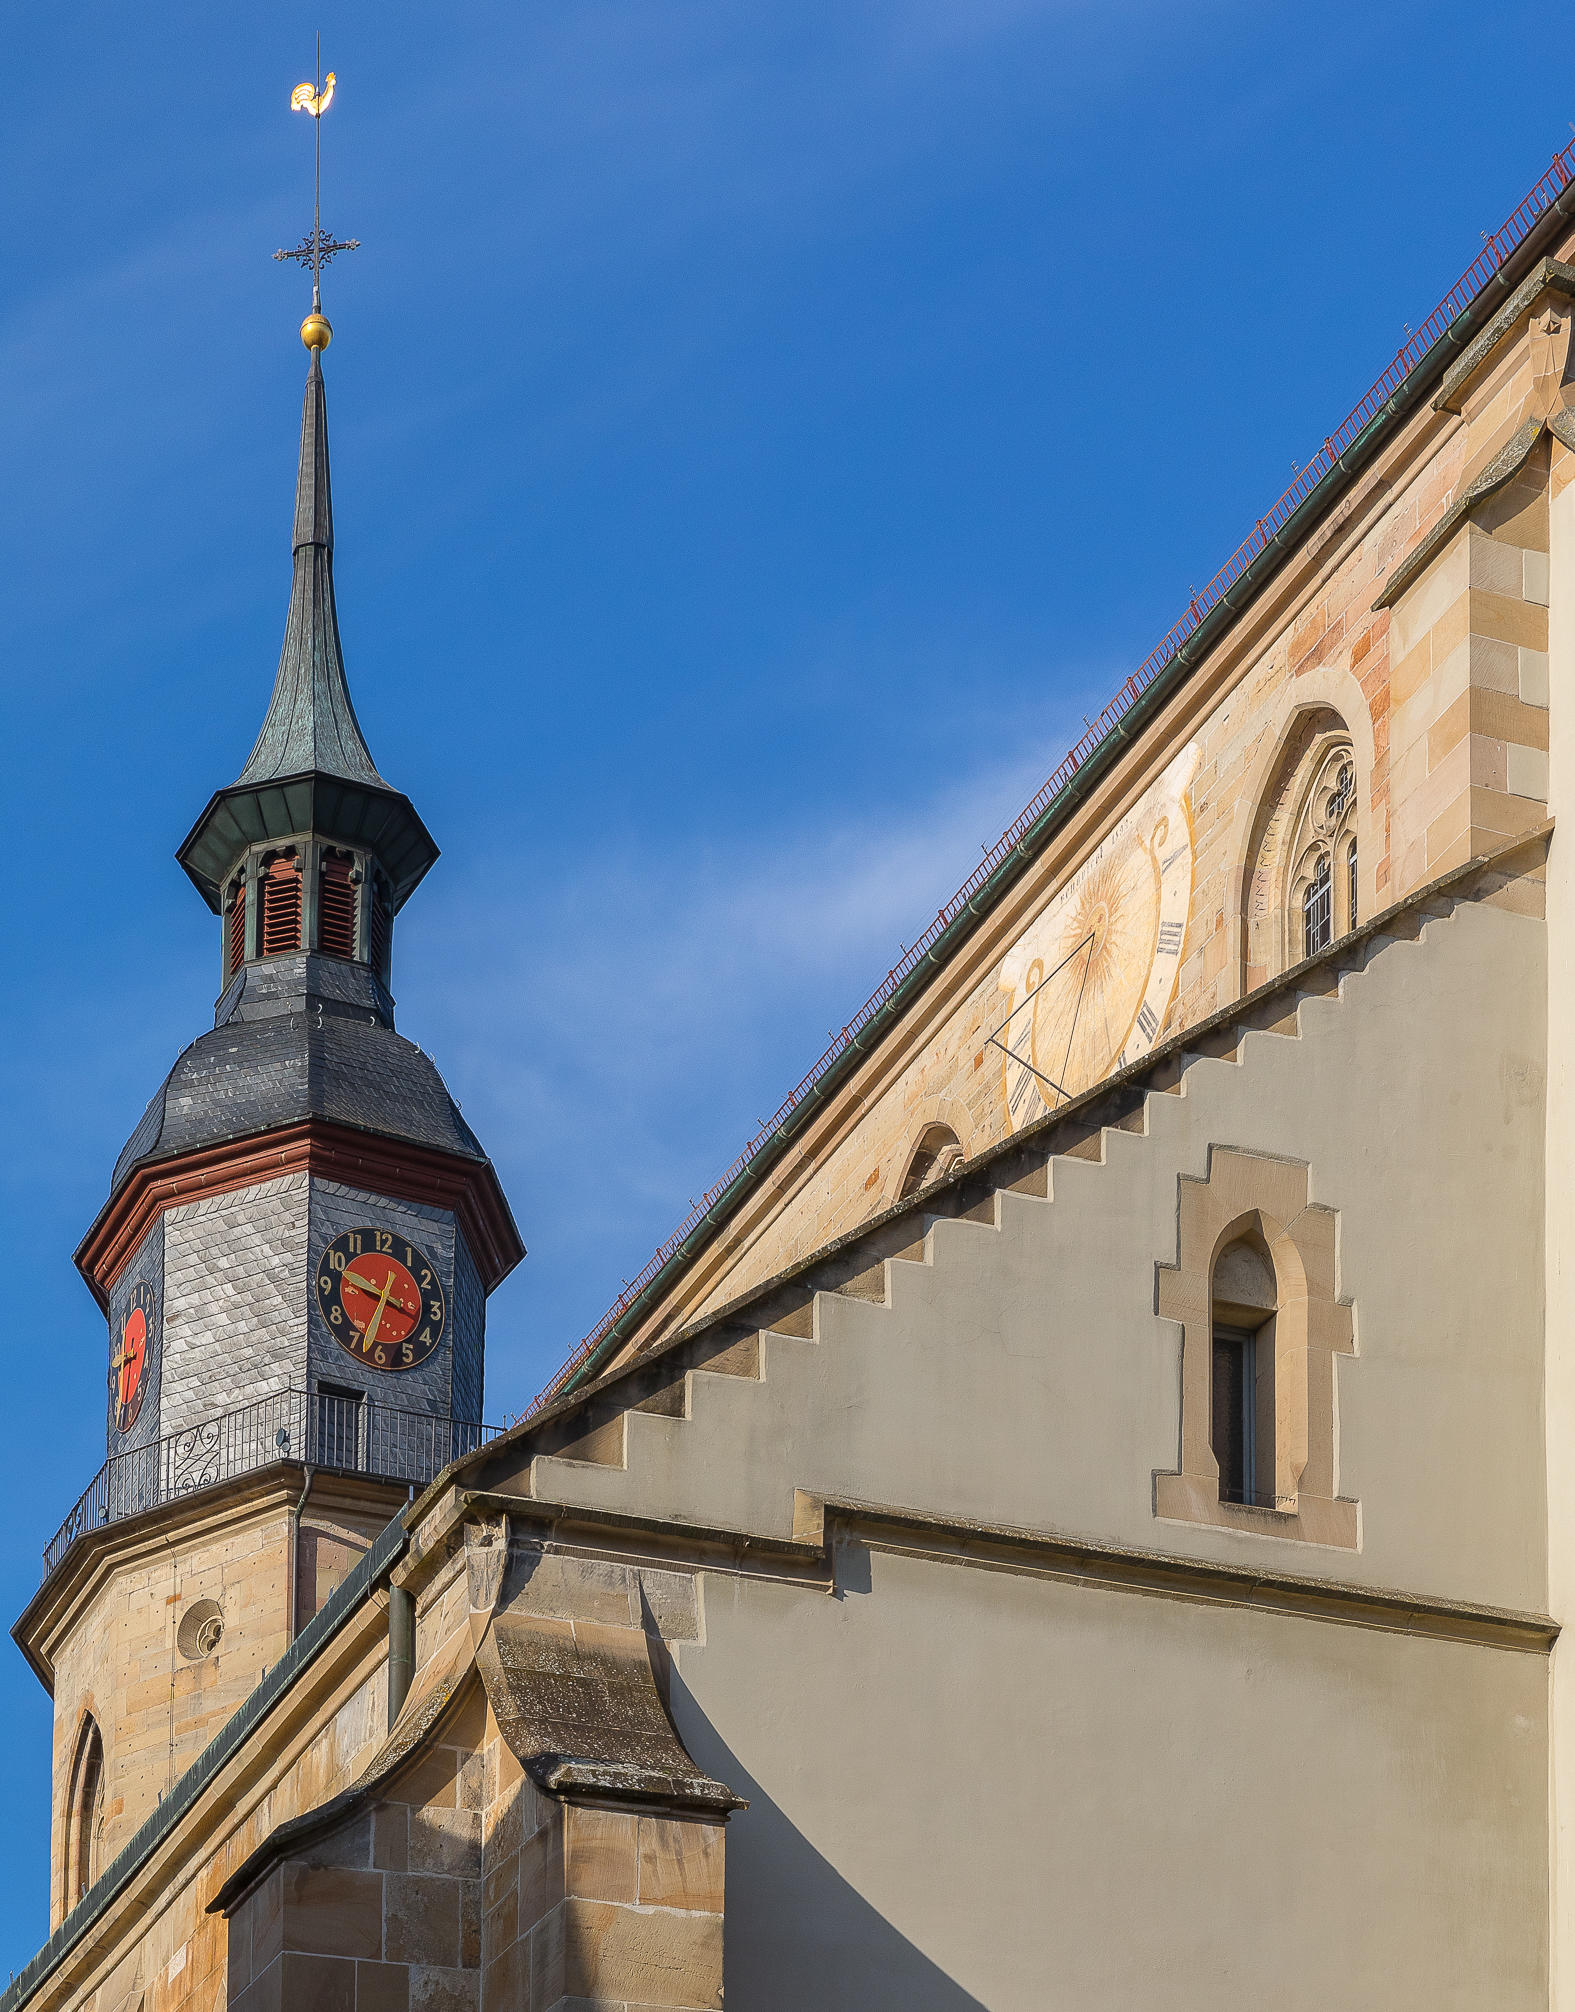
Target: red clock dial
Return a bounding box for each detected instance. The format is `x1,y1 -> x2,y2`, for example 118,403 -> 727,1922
111,1282 -> 155,1433
316,1229 -> 446,1371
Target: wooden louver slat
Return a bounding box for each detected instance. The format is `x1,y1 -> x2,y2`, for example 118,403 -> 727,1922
226,880 -> 247,977
318,851 -> 357,962
371,880 -> 391,976
260,853 -> 302,957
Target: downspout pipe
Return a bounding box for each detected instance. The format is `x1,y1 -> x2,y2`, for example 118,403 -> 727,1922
387,1584 -> 415,1730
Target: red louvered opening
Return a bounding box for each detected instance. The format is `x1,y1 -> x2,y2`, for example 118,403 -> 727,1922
318,851 -> 357,961
370,881 -> 392,978
226,881 -> 247,976
260,853 -> 302,957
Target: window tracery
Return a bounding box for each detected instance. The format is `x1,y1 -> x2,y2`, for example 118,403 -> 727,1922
1241,712 -> 1361,989
1285,742 -> 1357,967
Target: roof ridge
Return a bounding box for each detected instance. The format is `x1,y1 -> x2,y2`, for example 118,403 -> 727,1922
534,136 -> 1575,1410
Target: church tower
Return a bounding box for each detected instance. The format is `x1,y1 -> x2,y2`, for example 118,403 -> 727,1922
16,319 -> 523,1926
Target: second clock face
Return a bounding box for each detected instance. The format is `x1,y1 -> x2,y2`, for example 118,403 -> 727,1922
111,1280 -> 156,1433
316,1229 -> 447,1373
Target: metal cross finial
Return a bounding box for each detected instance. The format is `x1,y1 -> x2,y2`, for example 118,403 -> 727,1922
272,42 -> 359,312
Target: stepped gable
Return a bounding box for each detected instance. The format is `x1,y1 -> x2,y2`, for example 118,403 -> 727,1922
476,834 -> 1539,1488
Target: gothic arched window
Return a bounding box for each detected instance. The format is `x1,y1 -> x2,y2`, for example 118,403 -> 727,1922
1242,715 -> 1361,990
1286,743 -> 1355,967
64,1716 -> 104,1910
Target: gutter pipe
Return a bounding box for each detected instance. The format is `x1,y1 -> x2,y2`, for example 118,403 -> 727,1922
558,180 -> 1575,1401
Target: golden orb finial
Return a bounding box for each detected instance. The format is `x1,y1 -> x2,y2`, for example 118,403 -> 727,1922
300,311 -> 333,353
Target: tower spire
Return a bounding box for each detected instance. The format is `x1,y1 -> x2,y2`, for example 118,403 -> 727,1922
234,350 -> 384,789
177,63 -> 435,926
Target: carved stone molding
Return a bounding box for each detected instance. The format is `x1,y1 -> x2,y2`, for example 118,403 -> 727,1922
1154,1145 -> 1358,1547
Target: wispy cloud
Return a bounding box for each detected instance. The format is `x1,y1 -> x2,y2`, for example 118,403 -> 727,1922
404,724 -> 1079,1402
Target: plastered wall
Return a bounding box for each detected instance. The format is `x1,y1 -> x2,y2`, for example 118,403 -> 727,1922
673,1546 -> 1547,2011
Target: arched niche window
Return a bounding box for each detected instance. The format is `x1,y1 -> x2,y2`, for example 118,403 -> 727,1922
1242,713 -> 1359,989
64,1716 -> 104,1910
317,847 -> 359,962
1210,1235 -> 1279,1509
898,1124 -> 963,1201
259,847 -> 303,958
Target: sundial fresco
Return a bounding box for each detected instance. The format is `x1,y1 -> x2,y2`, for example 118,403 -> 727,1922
993,744 -> 1198,1131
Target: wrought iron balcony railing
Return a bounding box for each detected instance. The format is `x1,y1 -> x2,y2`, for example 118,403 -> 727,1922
42,1387 -> 501,1581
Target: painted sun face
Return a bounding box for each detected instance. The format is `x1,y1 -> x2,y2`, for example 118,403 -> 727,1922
995,747 -> 1197,1131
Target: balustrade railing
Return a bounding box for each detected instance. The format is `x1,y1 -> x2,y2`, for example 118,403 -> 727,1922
42,1388 -> 499,1580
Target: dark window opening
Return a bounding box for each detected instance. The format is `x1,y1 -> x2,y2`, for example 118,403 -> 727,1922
260,850 -> 302,957
317,849 -> 358,962
313,1382 -> 365,1471
1302,855 -> 1332,959
1211,1326 -> 1257,1506
225,878 -> 247,977
1347,839 -> 1358,931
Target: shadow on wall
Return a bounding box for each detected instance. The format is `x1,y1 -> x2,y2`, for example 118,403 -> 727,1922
667,1659 -> 990,2012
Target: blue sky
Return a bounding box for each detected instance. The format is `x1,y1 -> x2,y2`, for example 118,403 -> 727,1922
0,0 -> 1565,1957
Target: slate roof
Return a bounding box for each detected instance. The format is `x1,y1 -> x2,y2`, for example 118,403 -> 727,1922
111,1010 -> 486,1197
235,351 -> 387,790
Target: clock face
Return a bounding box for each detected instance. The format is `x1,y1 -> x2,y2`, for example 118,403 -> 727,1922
996,744 -> 1198,1131
111,1281 -> 155,1433
316,1228 -> 446,1373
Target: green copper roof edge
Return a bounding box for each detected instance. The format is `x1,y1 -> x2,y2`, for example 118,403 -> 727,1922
555,217 -> 1551,1401
0,1509 -> 407,2012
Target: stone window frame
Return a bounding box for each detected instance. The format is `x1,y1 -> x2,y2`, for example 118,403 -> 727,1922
63,1712 -> 104,1913
898,1123 -> 964,1201
1154,1146 -> 1358,1548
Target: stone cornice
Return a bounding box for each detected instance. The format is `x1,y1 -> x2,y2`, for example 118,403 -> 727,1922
1433,255 -> 1575,413
11,1463 -> 407,1691
74,1118 -> 526,1306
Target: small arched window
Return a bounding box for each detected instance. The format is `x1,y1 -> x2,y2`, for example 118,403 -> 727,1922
898,1124 -> 963,1201
317,848 -> 358,962
259,848 -> 302,957
1210,1237 -> 1278,1508
64,1716 -> 104,1909
1345,837 -> 1358,933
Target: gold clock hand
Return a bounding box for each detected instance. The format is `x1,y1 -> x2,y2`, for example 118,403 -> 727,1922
363,1271 -> 396,1348
342,1269 -> 417,1315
